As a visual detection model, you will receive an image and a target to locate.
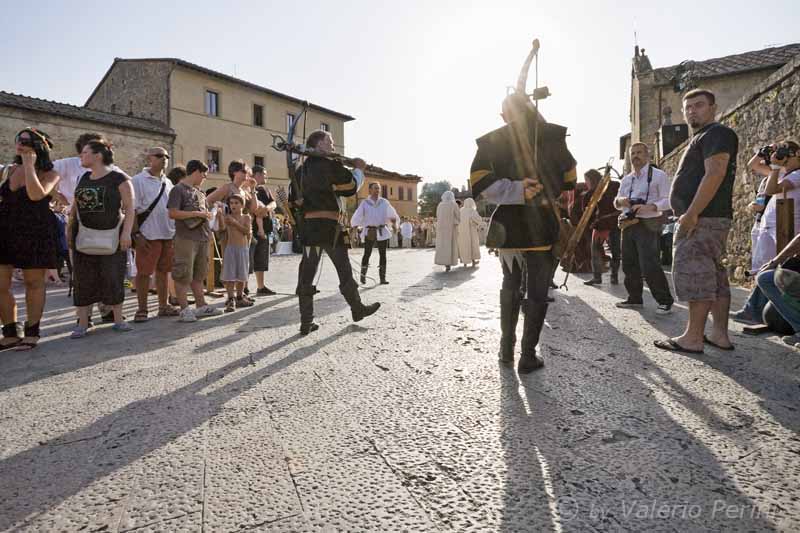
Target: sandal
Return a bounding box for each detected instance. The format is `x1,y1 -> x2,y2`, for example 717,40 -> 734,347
0,322 -> 22,351
14,322 -> 40,351
224,298 -> 236,313
158,305 -> 180,317
134,309 -> 149,323
653,338 -> 704,355
235,297 -> 254,308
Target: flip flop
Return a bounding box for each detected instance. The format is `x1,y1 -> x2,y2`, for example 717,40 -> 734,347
653,339 -> 704,355
703,335 -> 735,351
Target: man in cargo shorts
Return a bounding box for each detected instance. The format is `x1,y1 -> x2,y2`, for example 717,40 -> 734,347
654,89 -> 738,354
167,160 -> 223,322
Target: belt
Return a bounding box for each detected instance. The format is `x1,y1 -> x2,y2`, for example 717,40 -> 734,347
305,210 -> 339,221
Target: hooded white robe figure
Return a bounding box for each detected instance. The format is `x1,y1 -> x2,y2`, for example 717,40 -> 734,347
434,191 -> 461,270
458,197 -> 484,266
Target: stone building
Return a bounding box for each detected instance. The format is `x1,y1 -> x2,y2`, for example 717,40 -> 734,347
352,165 -> 422,218
0,91 -> 174,174
624,43 -> 800,169
658,53 -> 800,284
85,58 -> 354,188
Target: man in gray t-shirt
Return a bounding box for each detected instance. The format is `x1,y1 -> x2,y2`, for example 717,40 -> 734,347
167,160 -> 222,322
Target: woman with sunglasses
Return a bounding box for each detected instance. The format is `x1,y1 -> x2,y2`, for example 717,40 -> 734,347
0,128 -> 61,351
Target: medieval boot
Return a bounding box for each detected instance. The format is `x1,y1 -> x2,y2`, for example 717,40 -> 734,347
298,288 -> 319,335
584,274 -> 602,286
610,259 -> 620,285
518,301 -> 548,374
499,289 -> 521,365
341,279 -> 380,322
360,265 -> 368,285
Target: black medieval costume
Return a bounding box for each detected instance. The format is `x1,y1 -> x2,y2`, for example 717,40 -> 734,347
290,156 -> 380,335
470,100 -> 577,372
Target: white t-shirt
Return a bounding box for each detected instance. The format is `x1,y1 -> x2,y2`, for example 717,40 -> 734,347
132,169 -> 175,240
760,169 -> 800,234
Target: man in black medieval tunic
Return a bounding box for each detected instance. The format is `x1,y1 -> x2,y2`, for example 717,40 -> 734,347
470,96 -> 577,373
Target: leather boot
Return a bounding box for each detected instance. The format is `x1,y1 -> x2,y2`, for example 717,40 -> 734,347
341,279 -> 380,322
360,265 -> 368,285
584,274 -> 602,286
518,301 -> 548,374
499,290 -> 520,365
610,259 -> 620,285
298,288 -> 319,335
379,263 -> 388,285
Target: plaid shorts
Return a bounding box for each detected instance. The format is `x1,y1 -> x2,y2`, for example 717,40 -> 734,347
672,217 -> 731,302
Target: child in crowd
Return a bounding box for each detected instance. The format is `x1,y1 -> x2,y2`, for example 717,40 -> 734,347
220,194 -> 253,312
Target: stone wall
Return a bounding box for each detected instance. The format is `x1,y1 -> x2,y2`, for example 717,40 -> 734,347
659,54 -> 800,283
86,60 -> 172,124
0,106 -> 174,176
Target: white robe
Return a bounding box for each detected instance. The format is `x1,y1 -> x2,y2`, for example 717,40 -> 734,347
458,203 -> 483,264
435,200 -> 461,266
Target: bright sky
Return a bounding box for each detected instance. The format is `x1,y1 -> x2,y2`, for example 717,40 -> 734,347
4,0 -> 799,186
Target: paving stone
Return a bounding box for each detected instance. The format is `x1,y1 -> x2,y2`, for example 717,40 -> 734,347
0,250 -> 798,531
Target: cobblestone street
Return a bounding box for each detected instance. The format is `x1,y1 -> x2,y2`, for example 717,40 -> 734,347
1,248 -> 798,532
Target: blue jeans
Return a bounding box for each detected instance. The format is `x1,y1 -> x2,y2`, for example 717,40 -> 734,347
742,286 -> 769,320
757,270 -> 800,332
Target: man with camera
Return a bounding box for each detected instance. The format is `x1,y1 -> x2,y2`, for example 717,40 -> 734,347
735,141 -> 800,323
614,142 -> 675,313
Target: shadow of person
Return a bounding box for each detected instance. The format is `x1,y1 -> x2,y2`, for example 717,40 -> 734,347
0,327 -> 350,531
399,268 -> 477,304
492,293 -> 783,531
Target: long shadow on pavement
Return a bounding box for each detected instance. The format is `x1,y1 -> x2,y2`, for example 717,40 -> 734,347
495,292 -> 784,530
0,325 -> 355,530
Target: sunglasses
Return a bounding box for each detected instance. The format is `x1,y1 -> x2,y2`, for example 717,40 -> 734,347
152,153 -> 169,159
15,136 -> 35,147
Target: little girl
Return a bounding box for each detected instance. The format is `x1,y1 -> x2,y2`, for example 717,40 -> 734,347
220,194 -> 253,312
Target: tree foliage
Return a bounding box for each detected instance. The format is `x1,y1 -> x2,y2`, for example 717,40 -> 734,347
418,180 -> 452,217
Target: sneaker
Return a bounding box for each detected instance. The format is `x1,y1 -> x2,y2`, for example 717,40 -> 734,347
70,326 -> 88,339
782,334 -> 800,347
256,287 -> 277,296
111,322 -> 133,332
225,298 -> 236,313
195,305 -> 223,318
656,304 -> 673,315
583,278 -> 602,286
732,309 -> 759,325
616,299 -> 644,309
179,307 -> 198,323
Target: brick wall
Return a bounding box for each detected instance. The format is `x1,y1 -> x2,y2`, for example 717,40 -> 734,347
86,60 -> 172,124
0,106 -> 174,176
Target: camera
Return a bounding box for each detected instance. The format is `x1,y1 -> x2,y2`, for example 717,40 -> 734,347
622,197 -> 646,220
758,145 -> 796,164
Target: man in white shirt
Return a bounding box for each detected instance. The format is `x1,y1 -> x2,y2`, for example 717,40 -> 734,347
131,147 -> 176,321
351,182 -> 398,284
400,219 -> 413,248
53,132 -> 127,208
614,142 -> 675,313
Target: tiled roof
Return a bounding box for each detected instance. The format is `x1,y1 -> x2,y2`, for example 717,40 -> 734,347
365,163 -> 423,182
107,58 -> 355,122
0,91 -> 174,136
652,43 -> 800,85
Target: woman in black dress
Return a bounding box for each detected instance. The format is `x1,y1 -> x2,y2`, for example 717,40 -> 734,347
68,139 -> 135,338
0,128 -> 61,350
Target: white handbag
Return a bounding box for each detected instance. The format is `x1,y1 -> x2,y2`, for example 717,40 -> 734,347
75,209 -> 123,255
